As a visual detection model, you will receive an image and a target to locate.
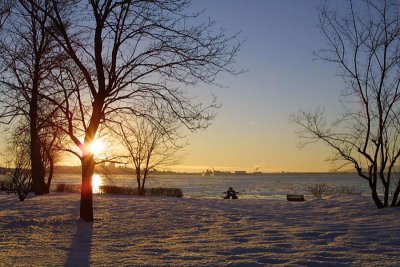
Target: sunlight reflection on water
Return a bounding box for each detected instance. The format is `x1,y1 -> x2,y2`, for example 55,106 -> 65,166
92,174 -> 103,194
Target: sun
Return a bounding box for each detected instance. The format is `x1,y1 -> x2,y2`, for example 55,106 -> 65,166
88,139 -> 105,155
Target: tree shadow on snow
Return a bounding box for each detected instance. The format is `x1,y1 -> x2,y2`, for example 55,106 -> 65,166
64,220 -> 93,267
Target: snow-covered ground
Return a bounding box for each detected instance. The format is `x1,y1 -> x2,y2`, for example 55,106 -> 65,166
1,193 -> 399,266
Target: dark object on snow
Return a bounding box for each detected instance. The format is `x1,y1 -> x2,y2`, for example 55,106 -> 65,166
224,187 -> 239,199
1,181 -> 15,194
287,194 -> 305,201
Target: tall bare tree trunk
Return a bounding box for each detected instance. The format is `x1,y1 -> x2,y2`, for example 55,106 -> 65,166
30,136 -> 46,195
45,157 -> 54,194
80,154 -> 94,222
141,169 -> 148,195
80,101 -> 103,221
30,84 -> 46,195
383,184 -> 389,207
391,185 -> 400,207
136,167 -> 142,195
370,184 -> 384,208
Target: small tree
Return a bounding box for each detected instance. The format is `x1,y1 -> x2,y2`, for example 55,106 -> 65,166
10,147 -> 32,202
40,121 -> 63,193
2,125 -> 32,202
117,116 -> 184,195
294,0 -> 400,208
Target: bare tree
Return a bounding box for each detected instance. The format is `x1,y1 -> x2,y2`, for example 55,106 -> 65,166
24,0 -> 240,221
2,124 -> 32,202
1,116 -> 62,195
40,119 -> 63,193
294,0 -> 400,208
117,115 -> 184,195
0,0 -> 64,195
10,145 -> 32,202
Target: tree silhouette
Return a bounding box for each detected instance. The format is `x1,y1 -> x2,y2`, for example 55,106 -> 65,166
23,0 -> 240,221
116,115 -> 184,195
2,124 -> 32,202
294,0 -> 400,208
0,0 -> 65,195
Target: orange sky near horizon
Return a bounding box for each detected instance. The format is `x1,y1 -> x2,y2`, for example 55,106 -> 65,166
52,132 -> 336,173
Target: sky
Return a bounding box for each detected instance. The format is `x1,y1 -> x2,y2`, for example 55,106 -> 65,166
0,0 -> 350,173
173,0 -> 348,173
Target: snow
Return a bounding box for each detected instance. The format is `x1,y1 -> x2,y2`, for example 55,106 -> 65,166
1,193 -> 400,266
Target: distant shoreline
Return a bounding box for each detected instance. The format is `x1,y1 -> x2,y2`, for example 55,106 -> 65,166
0,165 -> 358,177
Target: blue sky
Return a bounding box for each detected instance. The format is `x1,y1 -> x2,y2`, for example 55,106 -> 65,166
176,0 -> 349,172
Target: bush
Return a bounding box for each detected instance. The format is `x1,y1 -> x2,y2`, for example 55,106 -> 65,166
308,183 -> 362,199
99,185 -> 183,197
144,187 -> 183,198
308,184 -> 332,199
333,185 -> 362,196
55,183 -> 81,193
54,184 -> 183,198
0,180 -> 13,191
11,167 -> 32,202
100,185 -> 136,195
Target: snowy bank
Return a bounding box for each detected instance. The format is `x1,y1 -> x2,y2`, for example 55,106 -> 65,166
1,193 -> 399,266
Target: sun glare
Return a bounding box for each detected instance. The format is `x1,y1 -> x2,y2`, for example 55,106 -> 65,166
92,174 -> 103,194
88,139 -> 105,155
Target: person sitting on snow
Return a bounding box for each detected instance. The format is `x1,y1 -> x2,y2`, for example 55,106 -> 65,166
224,187 -> 238,199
